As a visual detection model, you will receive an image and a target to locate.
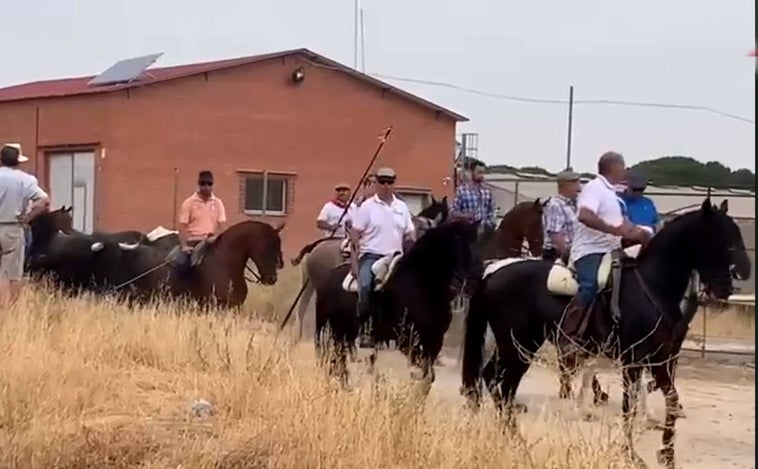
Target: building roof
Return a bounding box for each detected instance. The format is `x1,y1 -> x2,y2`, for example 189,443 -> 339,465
484,173 -> 756,220
0,48 -> 468,122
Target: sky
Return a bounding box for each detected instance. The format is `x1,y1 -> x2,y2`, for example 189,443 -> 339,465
1,0 -> 754,173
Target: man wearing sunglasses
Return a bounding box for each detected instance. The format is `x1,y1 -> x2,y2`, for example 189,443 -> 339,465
349,166 -> 415,347
176,170 -> 227,273
620,169 -> 659,236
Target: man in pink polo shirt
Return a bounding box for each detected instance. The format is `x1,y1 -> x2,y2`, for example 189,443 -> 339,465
176,170 -> 227,273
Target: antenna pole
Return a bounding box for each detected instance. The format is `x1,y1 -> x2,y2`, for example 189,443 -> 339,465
360,8 -> 366,72
565,85 -> 574,171
353,0 -> 359,69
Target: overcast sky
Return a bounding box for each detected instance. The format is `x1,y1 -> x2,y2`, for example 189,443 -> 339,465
2,0 -> 754,172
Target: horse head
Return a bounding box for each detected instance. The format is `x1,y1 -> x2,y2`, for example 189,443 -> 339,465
648,198 -> 749,301
217,220 -> 284,286
50,205 -> 75,234
494,200 -> 545,258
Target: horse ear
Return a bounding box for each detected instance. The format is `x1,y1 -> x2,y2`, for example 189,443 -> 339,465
431,195 -> 437,204
719,199 -> 729,214
275,222 -> 286,232
441,195 -> 448,204
701,198 -> 713,215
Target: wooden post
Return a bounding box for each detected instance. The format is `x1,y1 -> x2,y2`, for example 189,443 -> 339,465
701,304 -> 707,359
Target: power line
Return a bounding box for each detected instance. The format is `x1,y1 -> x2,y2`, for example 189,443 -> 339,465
370,73 -> 755,124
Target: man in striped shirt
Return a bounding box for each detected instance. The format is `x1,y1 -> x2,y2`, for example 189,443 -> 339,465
542,170 -> 581,262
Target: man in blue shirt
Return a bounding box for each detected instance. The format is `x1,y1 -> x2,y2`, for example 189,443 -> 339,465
621,170 -> 659,234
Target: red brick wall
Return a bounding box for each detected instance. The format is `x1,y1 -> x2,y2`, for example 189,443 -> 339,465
0,54 -> 459,255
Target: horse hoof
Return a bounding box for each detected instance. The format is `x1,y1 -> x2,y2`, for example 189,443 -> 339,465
409,366 -> 425,381
673,405 -> 686,419
511,402 -> 528,414
656,447 -> 674,468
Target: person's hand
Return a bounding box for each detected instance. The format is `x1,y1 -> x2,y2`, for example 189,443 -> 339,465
16,214 -> 29,225
207,234 -> 217,244
181,244 -> 193,253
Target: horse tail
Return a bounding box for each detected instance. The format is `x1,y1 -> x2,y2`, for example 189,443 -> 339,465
290,237 -> 333,266
461,282 -> 488,396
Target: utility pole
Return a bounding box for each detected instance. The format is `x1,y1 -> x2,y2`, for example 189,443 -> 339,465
565,85 -> 574,171
360,8 -> 366,72
353,0 -> 359,69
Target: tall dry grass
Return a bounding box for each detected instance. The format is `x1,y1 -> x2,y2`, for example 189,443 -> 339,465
0,278 -> 644,469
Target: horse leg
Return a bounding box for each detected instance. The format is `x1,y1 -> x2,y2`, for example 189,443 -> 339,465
651,364 -> 680,469
621,365 -> 646,467
557,352 -> 577,400
591,373 -> 609,406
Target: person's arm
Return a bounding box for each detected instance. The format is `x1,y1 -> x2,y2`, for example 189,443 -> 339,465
20,179 -> 50,223
316,204 -> 335,232
451,187 -> 472,220
543,204 -> 568,255
576,185 -> 622,236
485,190 -> 497,226
178,199 -> 192,250
349,205 -> 369,271
649,199 -> 659,233
403,207 -> 416,242
215,199 -> 227,233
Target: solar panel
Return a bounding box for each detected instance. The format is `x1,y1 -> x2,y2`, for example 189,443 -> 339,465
87,53 -> 164,86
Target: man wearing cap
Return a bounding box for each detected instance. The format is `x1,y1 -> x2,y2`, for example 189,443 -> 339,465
349,167 -> 415,347
621,170 -> 659,236
451,160 -> 496,231
542,170 -> 581,263
0,143 -> 50,306
558,152 -> 649,355
316,183 -> 358,238
176,170 -> 227,273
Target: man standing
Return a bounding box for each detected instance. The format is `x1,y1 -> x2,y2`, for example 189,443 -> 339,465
451,160 -> 497,231
621,170 -> 659,235
542,170 -> 581,262
349,167 -> 415,347
316,182 -> 357,238
558,152 -> 648,354
177,170 -> 227,271
0,143 -> 49,306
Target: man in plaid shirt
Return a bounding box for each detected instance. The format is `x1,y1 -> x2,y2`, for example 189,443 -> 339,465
542,170 -> 581,262
451,160 -> 496,231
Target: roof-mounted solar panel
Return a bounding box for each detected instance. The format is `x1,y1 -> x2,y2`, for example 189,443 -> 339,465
87,53 -> 164,86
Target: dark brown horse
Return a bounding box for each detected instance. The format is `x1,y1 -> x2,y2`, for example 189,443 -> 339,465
480,199 -> 546,260
163,220 -> 285,307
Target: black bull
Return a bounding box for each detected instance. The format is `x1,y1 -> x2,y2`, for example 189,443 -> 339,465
27,231 -> 180,298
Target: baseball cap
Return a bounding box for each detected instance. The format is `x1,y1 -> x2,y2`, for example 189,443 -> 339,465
556,170 -> 580,183
375,167 -> 396,179
626,170 -> 648,190
1,143 -> 29,163
334,182 -> 350,190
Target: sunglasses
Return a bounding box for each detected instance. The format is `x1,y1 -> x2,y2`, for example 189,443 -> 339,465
198,181 -> 214,187
376,178 -> 396,186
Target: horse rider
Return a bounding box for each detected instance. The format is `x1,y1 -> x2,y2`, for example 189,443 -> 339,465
558,151 -> 650,355
349,167 -> 415,347
451,159 -> 497,235
542,170 -> 581,263
0,143 -> 50,306
177,170 -> 227,273
620,169 -> 659,236
316,182 -> 357,238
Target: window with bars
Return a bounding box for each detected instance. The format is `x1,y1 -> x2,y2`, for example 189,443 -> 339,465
240,172 -> 289,215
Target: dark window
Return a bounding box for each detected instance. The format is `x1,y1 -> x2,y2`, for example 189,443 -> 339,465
242,173 -> 288,214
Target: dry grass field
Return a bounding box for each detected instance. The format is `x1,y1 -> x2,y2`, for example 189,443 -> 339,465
0,268 -> 753,469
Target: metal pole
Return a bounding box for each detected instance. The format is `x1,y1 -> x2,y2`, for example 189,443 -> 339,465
353,0 -> 359,69
360,8 -> 366,73
566,85 -> 574,170
701,304 -> 707,359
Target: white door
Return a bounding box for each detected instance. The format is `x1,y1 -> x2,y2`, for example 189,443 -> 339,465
48,151 -> 96,233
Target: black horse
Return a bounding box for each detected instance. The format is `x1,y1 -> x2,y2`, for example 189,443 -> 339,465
315,219 -> 484,391
460,199 -> 750,469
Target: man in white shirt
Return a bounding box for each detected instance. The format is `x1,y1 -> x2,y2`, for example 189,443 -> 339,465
316,182 -> 357,237
0,143 -> 50,307
349,167 -> 415,347
559,152 -> 649,354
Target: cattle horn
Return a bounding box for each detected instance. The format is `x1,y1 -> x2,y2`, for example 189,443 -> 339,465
275,222 -> 286,233
91,242 -> 104,252
118,242 -> 140,250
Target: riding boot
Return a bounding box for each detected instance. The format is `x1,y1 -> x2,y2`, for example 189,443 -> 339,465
557,295 -> 588,357
357,300 -> 375,349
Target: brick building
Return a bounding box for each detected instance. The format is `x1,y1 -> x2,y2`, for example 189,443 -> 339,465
0,48 -> 466,253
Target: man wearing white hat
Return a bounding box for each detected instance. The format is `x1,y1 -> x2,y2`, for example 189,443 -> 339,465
349,166 -> 415,347
0,143 -> 50,306
316,182 -> 358,238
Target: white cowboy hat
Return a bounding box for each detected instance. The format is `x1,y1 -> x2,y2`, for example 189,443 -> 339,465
1,143 -> 29,163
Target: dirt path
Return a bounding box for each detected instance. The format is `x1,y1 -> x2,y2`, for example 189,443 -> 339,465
347,349 -> 755,469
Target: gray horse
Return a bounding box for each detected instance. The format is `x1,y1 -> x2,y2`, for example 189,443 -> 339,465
289,197 -> 449,341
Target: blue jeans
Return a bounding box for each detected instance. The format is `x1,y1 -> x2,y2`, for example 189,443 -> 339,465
574,253 -> 604,307
357,253 -> 384,307
24,226 -> 32,262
